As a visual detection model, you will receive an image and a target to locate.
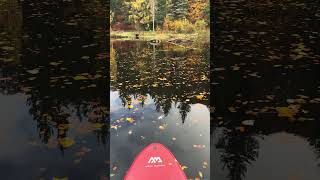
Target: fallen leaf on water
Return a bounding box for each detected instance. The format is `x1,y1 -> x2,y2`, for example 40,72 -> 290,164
181,165 -> 188,170
1,46 -> 14,51
58,124 -> 71,130
228,107 -> 237,112
241,120 -> 255,126
50,62 -> 60,66
195,95 -> 204,100
128,104 -> 134,109
193,144 -> 205,149
159,124 -> 167,130
53,177 -> 68,180
276,105 -> 300,119
73,75 -> 88,80
27,69 -> 39,74
93,123 -> 104,129
126,117 -> 135,123
58,137 -> 75,148
199,171 -> 203,178
111,125 -> 118,130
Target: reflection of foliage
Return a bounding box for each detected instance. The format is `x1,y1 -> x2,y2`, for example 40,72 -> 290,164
0,0 -> 108,151
216,129 -> 259,180
307,120 -> 320,166
177,102 -> 191,123
111,41 -> 209,124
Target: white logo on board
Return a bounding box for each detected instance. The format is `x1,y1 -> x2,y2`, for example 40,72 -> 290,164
148,157 -> 163,164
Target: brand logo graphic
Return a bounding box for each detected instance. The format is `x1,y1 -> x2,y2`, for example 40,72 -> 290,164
148,157 -> 162,164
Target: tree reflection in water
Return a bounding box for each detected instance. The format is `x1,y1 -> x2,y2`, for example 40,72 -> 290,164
0,0 -> 108,152
111,40 -> 210,124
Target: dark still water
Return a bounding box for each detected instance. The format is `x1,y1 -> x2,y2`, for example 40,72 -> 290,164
213,0 -> 320,180
0,1 -> 108,180
110,41 -> 210,179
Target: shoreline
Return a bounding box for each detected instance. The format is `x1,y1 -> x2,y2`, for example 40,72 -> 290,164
110,30 -> 210,42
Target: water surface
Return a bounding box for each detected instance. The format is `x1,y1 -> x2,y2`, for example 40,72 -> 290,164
213,0 -> 320,180
0,1 -> 108,179
110,40 -> 210,179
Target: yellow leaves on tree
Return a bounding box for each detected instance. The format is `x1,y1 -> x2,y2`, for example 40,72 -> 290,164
188,0 -> 208,23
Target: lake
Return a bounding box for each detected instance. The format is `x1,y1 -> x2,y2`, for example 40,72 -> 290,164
0,0 -> 108,179
213,0 -> 320,180
110,40 -> 210,179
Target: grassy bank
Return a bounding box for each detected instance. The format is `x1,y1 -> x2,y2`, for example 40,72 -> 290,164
110,30 -> 210,42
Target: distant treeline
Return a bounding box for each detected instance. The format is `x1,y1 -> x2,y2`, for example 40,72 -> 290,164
110,0 -> 209,33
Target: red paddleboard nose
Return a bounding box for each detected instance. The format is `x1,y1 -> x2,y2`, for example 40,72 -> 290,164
124,143 -> 187,180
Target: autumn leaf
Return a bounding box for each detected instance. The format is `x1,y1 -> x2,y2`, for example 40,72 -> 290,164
128,104 -> 134,109
93,123 -> 104,129
241,120 -> 255,126
199,171 -> 203,178
228,107 -> 237,112
276,105 -> 300,119
53,177 -> 68,180
73,75 -> 88,80
58,137 -> 75,148
58,124 -> 71,130
126,117 -> 135,123
181,165 -> 188,170
26,69 -> 40,74
195,95 -> 204,100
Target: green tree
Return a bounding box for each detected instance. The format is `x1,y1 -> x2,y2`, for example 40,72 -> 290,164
167,0 -> 189,20
155,0 -> 167,27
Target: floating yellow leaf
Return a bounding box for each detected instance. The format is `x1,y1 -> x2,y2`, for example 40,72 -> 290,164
111,125 -> 118,130
159,125 -> 167,130
58,137 -> 75,148
195,95 -> 204,100
128,104 -> 134,109
199,171 -> 203,178
181,165 -> 188,170
73,75 -> 87,80
53,177 -> 68,180
276,105 -> 300,119
93,123 -> 103,129
126,117 -> 135,123
58,124 -> 71,130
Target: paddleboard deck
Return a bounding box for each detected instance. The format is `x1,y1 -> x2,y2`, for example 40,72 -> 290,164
124,143 -> 187,180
